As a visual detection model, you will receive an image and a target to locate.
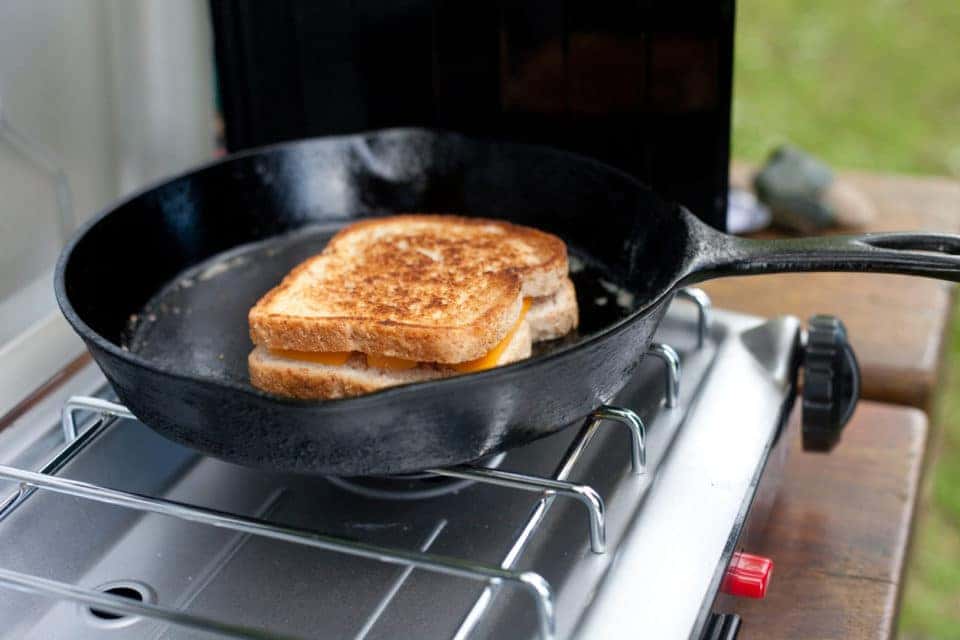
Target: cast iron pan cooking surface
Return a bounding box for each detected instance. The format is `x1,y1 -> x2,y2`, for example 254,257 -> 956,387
56,128 -> 960,476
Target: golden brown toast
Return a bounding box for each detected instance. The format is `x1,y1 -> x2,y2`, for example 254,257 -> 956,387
249,215 -> 568,363
325,215 -> 568,297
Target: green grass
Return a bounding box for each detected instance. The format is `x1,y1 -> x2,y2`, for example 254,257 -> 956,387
733,2 -> 960,637
899,319 -> 960,640
734,0 -> 960,177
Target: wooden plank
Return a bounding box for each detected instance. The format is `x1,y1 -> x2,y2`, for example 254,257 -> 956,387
701,272 -> 953,409
703,168 -> 960,409
732,401 -> 927,639
730,164 -> 960,234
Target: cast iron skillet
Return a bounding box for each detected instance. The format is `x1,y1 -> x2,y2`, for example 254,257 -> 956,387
55,128 -> 960,476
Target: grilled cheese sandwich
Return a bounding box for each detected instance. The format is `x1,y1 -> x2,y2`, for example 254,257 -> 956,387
248,215 -> 577,399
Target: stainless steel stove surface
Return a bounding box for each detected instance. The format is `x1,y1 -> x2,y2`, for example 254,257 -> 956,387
0,291 -> 799,640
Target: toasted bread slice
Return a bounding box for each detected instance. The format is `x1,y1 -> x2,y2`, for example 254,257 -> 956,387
325,215 -> 568,298
249,215 -> 567,363
249,251 -> 521,363
249,319 -> 533,399
528,277 -> 579,342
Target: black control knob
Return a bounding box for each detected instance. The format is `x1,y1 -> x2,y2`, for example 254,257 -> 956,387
701,613 -> 741,640
802,315 -> 860,452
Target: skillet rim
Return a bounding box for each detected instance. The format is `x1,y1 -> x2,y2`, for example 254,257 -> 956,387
53,127 -> 681,410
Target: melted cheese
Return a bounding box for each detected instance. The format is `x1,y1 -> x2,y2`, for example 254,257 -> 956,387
366,353 -> 419,370
452,298 -> 531,373
269,298 -> 531,372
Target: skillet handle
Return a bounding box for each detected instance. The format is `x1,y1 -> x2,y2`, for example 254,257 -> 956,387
684,227 -> 960,284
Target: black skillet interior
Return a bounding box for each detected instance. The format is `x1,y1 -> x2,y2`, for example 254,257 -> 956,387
64,128 -> 685,385
123,225 -> 637,389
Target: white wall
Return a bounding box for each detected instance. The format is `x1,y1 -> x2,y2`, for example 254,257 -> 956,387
0,0 -> 116,231
104,0 -> 217,196
0,0 -> 216,344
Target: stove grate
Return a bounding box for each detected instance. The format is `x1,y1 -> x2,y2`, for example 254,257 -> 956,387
0,288 -> 711,640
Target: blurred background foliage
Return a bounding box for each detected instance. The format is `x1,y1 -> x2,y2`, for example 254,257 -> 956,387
734,0 -> 960,178
732,1 -> 960,637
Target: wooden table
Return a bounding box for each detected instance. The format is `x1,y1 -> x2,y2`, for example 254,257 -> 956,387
702,168 -> 960,410
710,169 -> 956,638
736,402 -> 927,639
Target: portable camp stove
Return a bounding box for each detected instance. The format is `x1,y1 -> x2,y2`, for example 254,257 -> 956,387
0,289 -> 855,639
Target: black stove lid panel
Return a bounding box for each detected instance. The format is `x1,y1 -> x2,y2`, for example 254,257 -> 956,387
209,0 -> 733,230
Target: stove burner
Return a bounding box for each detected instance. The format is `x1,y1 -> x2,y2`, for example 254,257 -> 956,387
82,580 -> 155,629
326,453 -> 508,500
89,587 -> 141,620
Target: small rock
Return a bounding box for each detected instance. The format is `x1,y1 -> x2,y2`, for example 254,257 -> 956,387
753,144 -> 876,233
823,180 -> 877,230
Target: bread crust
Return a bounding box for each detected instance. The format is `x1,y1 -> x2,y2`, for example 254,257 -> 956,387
528,277 -> 579,342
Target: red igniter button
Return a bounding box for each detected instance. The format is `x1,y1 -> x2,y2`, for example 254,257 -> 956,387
720,552 -> 773,599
